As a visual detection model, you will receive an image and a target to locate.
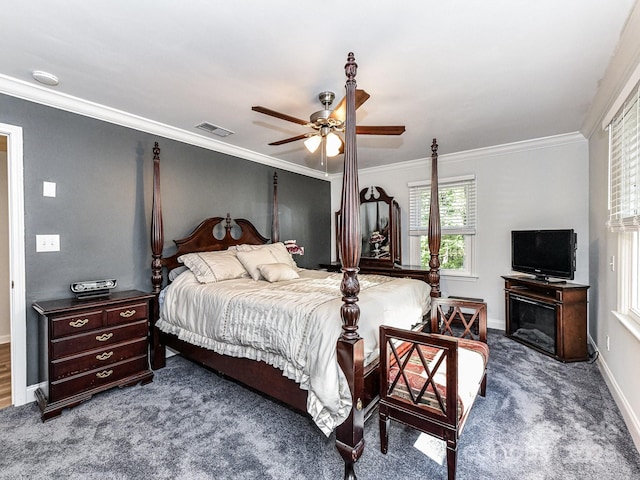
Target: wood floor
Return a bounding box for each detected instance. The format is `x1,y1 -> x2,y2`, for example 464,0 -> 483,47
0,343 -> 11,409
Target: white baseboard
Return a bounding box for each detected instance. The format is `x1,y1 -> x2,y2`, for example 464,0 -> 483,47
25,382 -> 46,405
595,346 -> 640,453
0,334 -> 10,344
488,317 -> 505,331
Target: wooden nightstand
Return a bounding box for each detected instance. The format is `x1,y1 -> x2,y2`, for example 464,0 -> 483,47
32,290 -> 154,421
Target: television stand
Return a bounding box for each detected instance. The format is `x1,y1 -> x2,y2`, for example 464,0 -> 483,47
502,275 -> 589,362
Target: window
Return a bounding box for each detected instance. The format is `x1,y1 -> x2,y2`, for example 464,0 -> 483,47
608,80 -> 640,325
618,232 -> 640,323
408,175 -> 476,277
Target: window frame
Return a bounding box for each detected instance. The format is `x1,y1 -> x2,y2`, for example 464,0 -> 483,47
607,78 -> 640,330
617,231 -> 640,326
408,175 -> 477,278
410,233 -> 477,278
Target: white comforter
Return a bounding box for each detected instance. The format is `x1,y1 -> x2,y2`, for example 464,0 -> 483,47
157,268 -> 431,435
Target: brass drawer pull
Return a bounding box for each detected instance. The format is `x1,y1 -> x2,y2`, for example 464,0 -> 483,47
96,370 -> 113,379
119,310 -> 136,318
95,333 -> 113,342
96,351 -> 113,361
69,319 -> 89,328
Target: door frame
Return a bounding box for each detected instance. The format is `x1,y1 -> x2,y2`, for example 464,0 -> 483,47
0,123 -> 26,406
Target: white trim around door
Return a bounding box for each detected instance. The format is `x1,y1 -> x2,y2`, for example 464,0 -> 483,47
0,123 -> 26,406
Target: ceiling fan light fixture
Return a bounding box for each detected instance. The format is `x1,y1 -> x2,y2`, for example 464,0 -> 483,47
325,132 -> 342,157
253,87 -> 403,172
304,135 -> 322,154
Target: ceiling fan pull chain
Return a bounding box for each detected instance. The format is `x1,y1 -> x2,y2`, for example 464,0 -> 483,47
324,137 -> 329,177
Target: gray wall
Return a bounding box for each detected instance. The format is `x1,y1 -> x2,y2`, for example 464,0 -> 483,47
0,93 -> 331,384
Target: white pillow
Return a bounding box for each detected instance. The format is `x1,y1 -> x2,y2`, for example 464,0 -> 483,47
258,263 -> 300,283
168,265 -> 189,282
267,242 -> 298,268
236,242 -> 297,269
236,249 -> 280,281
178,250 -> 248,284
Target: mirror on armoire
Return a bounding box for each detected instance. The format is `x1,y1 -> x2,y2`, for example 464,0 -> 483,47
336,186 -> 401,268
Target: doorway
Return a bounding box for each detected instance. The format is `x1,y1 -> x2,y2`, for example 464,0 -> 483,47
0,124 -> 26,408
0,134 -> 9,408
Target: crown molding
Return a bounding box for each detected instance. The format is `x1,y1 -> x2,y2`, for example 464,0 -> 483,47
0,74 -> 328,180
354,131 -> 587,176
582,2 -> 640,137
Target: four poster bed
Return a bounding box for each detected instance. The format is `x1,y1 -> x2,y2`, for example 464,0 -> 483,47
149,53 -> 443,479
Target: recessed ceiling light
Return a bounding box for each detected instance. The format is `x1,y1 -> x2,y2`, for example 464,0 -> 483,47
32,70 -> 59,86
195,122 -> 234,137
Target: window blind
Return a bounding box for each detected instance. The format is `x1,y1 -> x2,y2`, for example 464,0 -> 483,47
609,81 -> 640,231
409,175 -> 476,236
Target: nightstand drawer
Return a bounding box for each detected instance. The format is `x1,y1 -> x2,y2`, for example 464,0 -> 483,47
106,302 -> 148,326
50,320 -> 148,359
51,338 -> 148,380
50,356 -> 149,401
51,310 -> 104,338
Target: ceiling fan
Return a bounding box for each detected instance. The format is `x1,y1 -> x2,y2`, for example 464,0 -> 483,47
252,90 -> 405,171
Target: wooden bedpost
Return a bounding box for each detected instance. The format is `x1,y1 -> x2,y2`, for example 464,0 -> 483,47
428,139 -> 441,298
150,142 -> 166,369
272,172 -> 279,243
335,51 -> 365,480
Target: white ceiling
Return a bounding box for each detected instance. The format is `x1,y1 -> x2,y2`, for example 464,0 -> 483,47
0,1 -> 635,175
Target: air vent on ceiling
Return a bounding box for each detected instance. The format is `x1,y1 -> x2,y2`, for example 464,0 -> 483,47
195,122 -> 234,137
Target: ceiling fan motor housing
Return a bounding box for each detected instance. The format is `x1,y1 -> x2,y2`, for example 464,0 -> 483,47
309,91 -> 343,130
309,110 -> 342,129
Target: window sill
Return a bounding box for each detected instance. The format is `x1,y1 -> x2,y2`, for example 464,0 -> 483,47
441,273 -> 478,282
612,310 -> 640,343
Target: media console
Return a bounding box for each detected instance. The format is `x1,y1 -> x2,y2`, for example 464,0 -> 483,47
502,275 -> 589,362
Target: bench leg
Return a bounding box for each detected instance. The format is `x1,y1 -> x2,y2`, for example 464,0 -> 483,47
379,410 -> 390,454
446,439 -> 458,480
480,372 -> 487,397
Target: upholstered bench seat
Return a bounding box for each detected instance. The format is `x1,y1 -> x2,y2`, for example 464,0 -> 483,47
388,335 -> 489,430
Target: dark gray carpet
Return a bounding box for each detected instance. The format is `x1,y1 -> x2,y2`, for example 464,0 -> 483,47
1,331 -> 639,479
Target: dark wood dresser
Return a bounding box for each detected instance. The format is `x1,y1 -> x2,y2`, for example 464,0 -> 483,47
32,290 -> 154,421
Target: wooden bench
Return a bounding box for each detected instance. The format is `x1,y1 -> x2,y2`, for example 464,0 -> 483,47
379,298 -> 489,480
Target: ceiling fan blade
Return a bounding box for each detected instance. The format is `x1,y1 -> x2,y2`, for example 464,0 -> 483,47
268,134 -> 309,146
356,125 -> 406,135
329,89 -> 370,122
252,106 -> 309,126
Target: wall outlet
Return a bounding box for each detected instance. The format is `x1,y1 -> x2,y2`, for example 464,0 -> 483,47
606,335 -> 610,351
36,234 -> 60,252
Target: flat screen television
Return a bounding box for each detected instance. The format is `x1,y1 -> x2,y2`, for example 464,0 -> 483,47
511,229 -> 576,282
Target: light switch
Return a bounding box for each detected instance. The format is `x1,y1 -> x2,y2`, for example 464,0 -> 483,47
36,234 -> 60,252
43,181 -> 56,197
